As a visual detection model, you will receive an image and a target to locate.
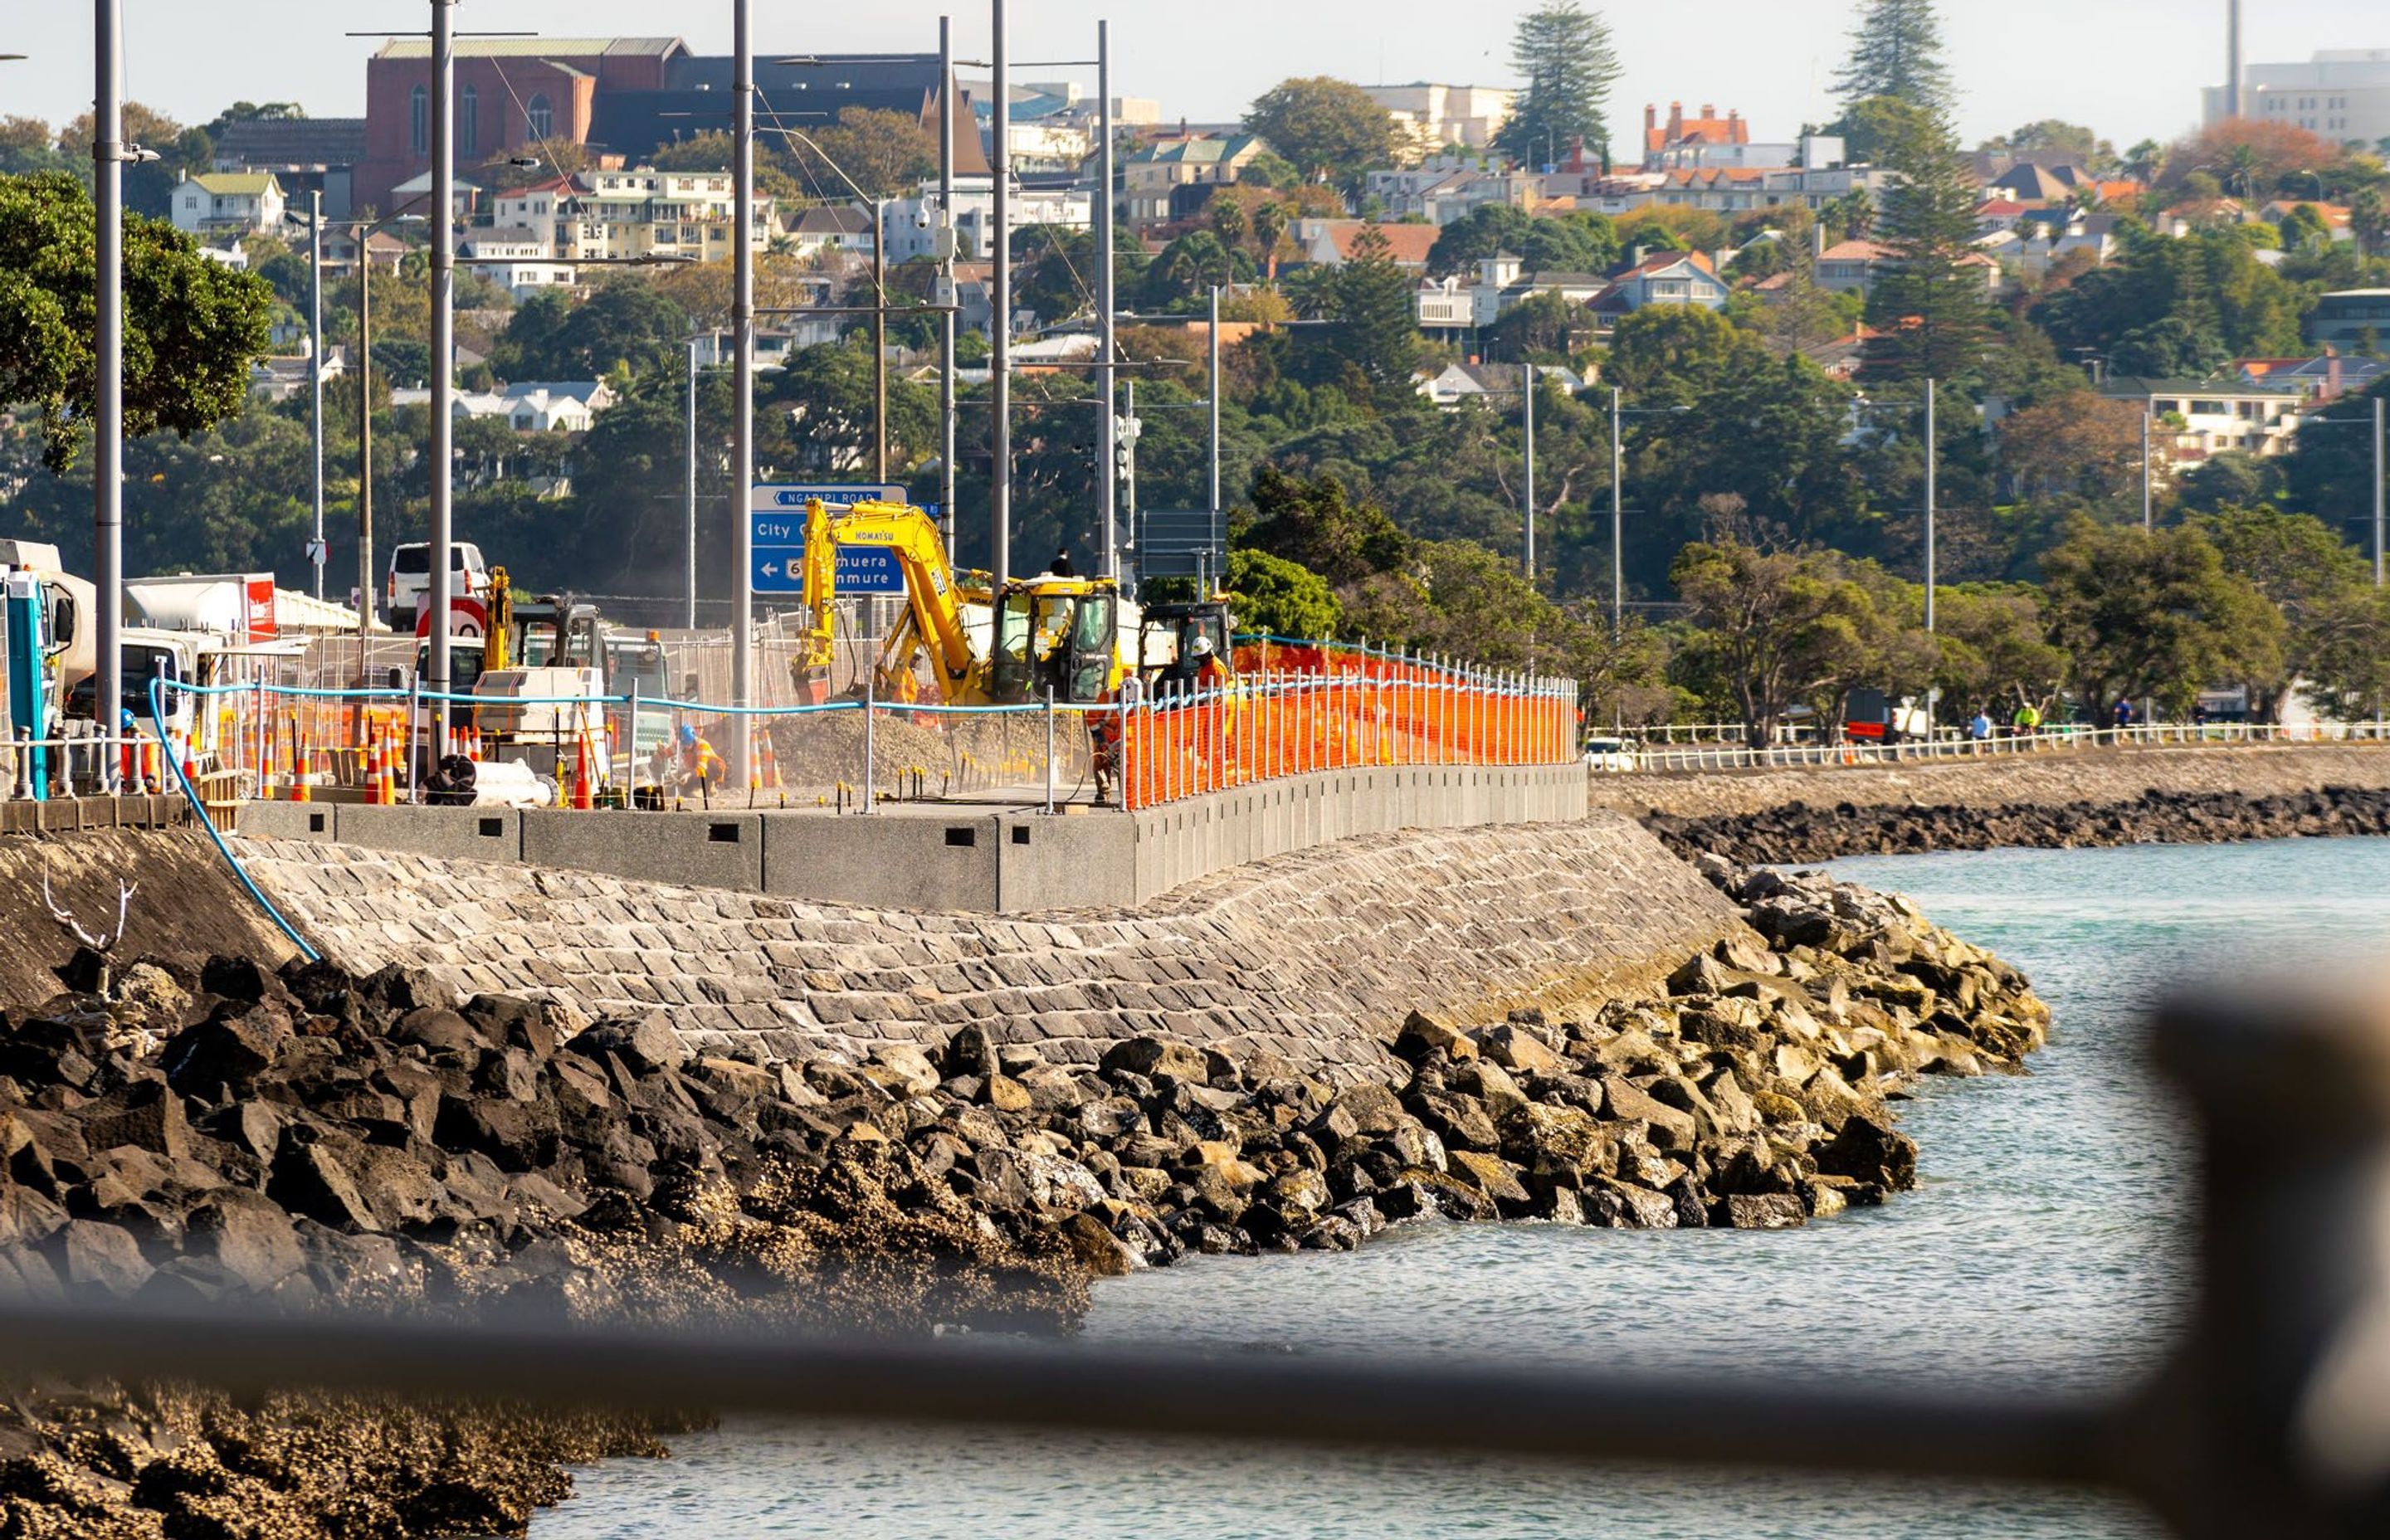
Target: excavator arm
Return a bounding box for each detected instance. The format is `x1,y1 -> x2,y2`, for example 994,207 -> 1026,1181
800,499 -> 986,701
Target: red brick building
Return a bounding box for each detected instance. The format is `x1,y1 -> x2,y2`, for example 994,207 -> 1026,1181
357,37 -> 686,215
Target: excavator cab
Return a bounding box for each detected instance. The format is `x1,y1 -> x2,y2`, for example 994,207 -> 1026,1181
1136,599 -> 1236,687
990,580 -> 1120,705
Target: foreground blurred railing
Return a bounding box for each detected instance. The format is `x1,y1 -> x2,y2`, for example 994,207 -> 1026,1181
1,981 -> 2385,1536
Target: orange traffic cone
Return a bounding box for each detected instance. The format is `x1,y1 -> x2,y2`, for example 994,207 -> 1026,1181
571,729 -> 594,811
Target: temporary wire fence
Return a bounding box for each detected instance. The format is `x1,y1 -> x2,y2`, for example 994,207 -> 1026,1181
1617,719 -> 2390,775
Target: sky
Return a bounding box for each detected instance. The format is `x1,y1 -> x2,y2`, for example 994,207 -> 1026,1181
2,0 -> 2386,155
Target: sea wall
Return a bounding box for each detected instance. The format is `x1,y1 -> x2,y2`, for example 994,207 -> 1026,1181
235,812 -> 1744,1079
1593,743 -> 2390,820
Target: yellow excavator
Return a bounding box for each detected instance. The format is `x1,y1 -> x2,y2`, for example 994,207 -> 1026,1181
801,497 -> 1173,706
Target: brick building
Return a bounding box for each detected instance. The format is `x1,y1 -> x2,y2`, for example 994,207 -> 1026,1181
357,37 -> 687,214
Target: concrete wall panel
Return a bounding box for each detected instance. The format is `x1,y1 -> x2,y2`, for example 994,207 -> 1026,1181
337,804 -> 519,862
763,813 -> 1000,912
521,809 -> 763,890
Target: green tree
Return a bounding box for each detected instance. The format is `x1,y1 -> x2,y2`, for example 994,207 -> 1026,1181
1862,112 -> 1992,382
2039,516 -> 2285,716
1981,119 -> 2113,170
1323,222 -> 1422,401
1223,547 -> 1341,639
1834,0 -> 1953,118
501,280 -> 689,381
2192,503 -> 2372,720
1930,582 -> 2067,714
791,107 -> 938,200
1833,95 -> 1945,169
1495,3 -> 1623,171
1241,77 -> 1399,193
1239,465 -> 1411,586
0,172 -> 271,471
1484,290 -> 1597,362
1670,536 -> 1921,746
1427,203 -> 1617,276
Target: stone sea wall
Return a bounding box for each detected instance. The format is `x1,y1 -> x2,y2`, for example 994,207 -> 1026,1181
235,812 -> 1746,1079
1593,743 -> 2390,821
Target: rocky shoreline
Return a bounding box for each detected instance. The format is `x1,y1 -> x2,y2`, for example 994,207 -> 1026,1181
0,858 -> 2046,1535
1646,784 -> 2390,866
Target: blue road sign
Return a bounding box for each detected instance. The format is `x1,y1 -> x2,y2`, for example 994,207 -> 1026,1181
750,482 -> 905,513
750,546 -> 906,595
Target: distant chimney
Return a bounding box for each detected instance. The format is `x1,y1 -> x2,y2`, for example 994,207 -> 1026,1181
1644,104 -> 1657,136
2327,349 -> 2344,402
1701,103 -> 1715,120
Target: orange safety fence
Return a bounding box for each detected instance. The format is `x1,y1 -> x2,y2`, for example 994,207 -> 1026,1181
1119,670 -> 1578,811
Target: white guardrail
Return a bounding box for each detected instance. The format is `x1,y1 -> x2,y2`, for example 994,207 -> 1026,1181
1602,721 -> 2390,775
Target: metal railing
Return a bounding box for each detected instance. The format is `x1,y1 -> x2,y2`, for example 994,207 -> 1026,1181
0,978 -> 2380,1537
1609,721 -> 2390,776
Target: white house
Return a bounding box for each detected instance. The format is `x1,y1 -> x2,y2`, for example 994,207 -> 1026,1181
881,178 -> 1090,262
459,227 -> 574,300
170,172 -> 288,237
1416,254 -> 1615,331
788,205 -> 876,261
390,379 -> 617,433
1416,360 -> 1584,408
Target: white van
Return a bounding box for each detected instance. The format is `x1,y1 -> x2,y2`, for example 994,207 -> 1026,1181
386,542 -> 488,626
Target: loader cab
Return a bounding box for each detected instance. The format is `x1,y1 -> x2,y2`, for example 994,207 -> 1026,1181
990,579 -> 1120,705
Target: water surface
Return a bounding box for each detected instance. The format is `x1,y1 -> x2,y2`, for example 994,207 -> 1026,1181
538,837 -> 2390,1538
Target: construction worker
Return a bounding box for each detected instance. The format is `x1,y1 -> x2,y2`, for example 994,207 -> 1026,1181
1158,632 -> 1229,702
674,723 -> 726,795
1091,673 -> 1144,806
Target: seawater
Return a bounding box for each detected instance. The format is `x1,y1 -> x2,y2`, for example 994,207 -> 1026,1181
534,837 -> 2390,1538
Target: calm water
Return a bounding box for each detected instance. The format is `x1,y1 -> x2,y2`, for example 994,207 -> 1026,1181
535,838 -> 2390,1538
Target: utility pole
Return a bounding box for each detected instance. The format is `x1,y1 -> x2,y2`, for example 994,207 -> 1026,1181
427,0 -> 456,750
872,197 -> 888,485
1924,377 -> 1937,635
1610,386 -> 1623,639
310,191 -> 326,601
685,336 -> 700,630
731,0 -> 756,777
2151,406 -> 2170,533
938,14 -> 957,556
2376,394 -> 2386,589
2227,0 -> 2244,119
1521,363 -> 1536,583
991,0 -> 1012,606
1096,18 -> 1117,580
1123,377 -> 1139,563
358,239 -> 375,665
1208,284 -> 1222,580
94,0 -> 124,787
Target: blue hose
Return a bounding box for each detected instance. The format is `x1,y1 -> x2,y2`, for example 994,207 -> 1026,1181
149,678 -> 320,964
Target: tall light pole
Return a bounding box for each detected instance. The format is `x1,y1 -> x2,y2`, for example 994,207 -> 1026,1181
731,0 -> 756,776
94,0 -> 125,781
425,0 -> 456,749
1209,289 -> 1225,577
686,335 -> 701,629
310,191 -> 327,601
1521,363 -> 1537,583
1096,18 -> 1117,580
1610,386 -> 1623,639
938,14 -> 958,556
2376,394 -> 2386,589
1924,377 -> 1937,636
2142,407 -> 2154,531
873,195 -> 888,485
990,0 -> 1012,606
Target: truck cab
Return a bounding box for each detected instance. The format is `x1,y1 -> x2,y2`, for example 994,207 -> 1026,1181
990,579 -> 1124,705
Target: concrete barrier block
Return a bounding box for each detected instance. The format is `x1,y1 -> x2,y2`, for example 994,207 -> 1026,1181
237,801 -> 337,842
762,813 -> 999,911
522,809 -> 763,891
336,804 -> 521,862
994,813 -> 1136,912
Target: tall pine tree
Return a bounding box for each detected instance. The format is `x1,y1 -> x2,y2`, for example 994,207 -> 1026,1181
1834,0 -> 1953,118
1861,113 -> 1990,383
1494,3 -> 1622,170
1328,222 -> 1423,404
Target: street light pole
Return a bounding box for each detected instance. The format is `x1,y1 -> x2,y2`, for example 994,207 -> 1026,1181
1096,17 -> 1117,581
358,235 -> 374,667
873,196 -> 888,485
2151,406 -> 2170,533
1208,283 -> 1222,580
991,0 -> 1012,607
686,335 -> 700,629
1522,363 -> 1536,583
2377,394 -> 2386,590
310,191 -> 326,601
1924,377 -> 1937,635
1610,386 -> 1623,639
426,0 -> 456,750
731,0 -> 756,776
94,0 -> 124,785
938,13 -> 958,556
